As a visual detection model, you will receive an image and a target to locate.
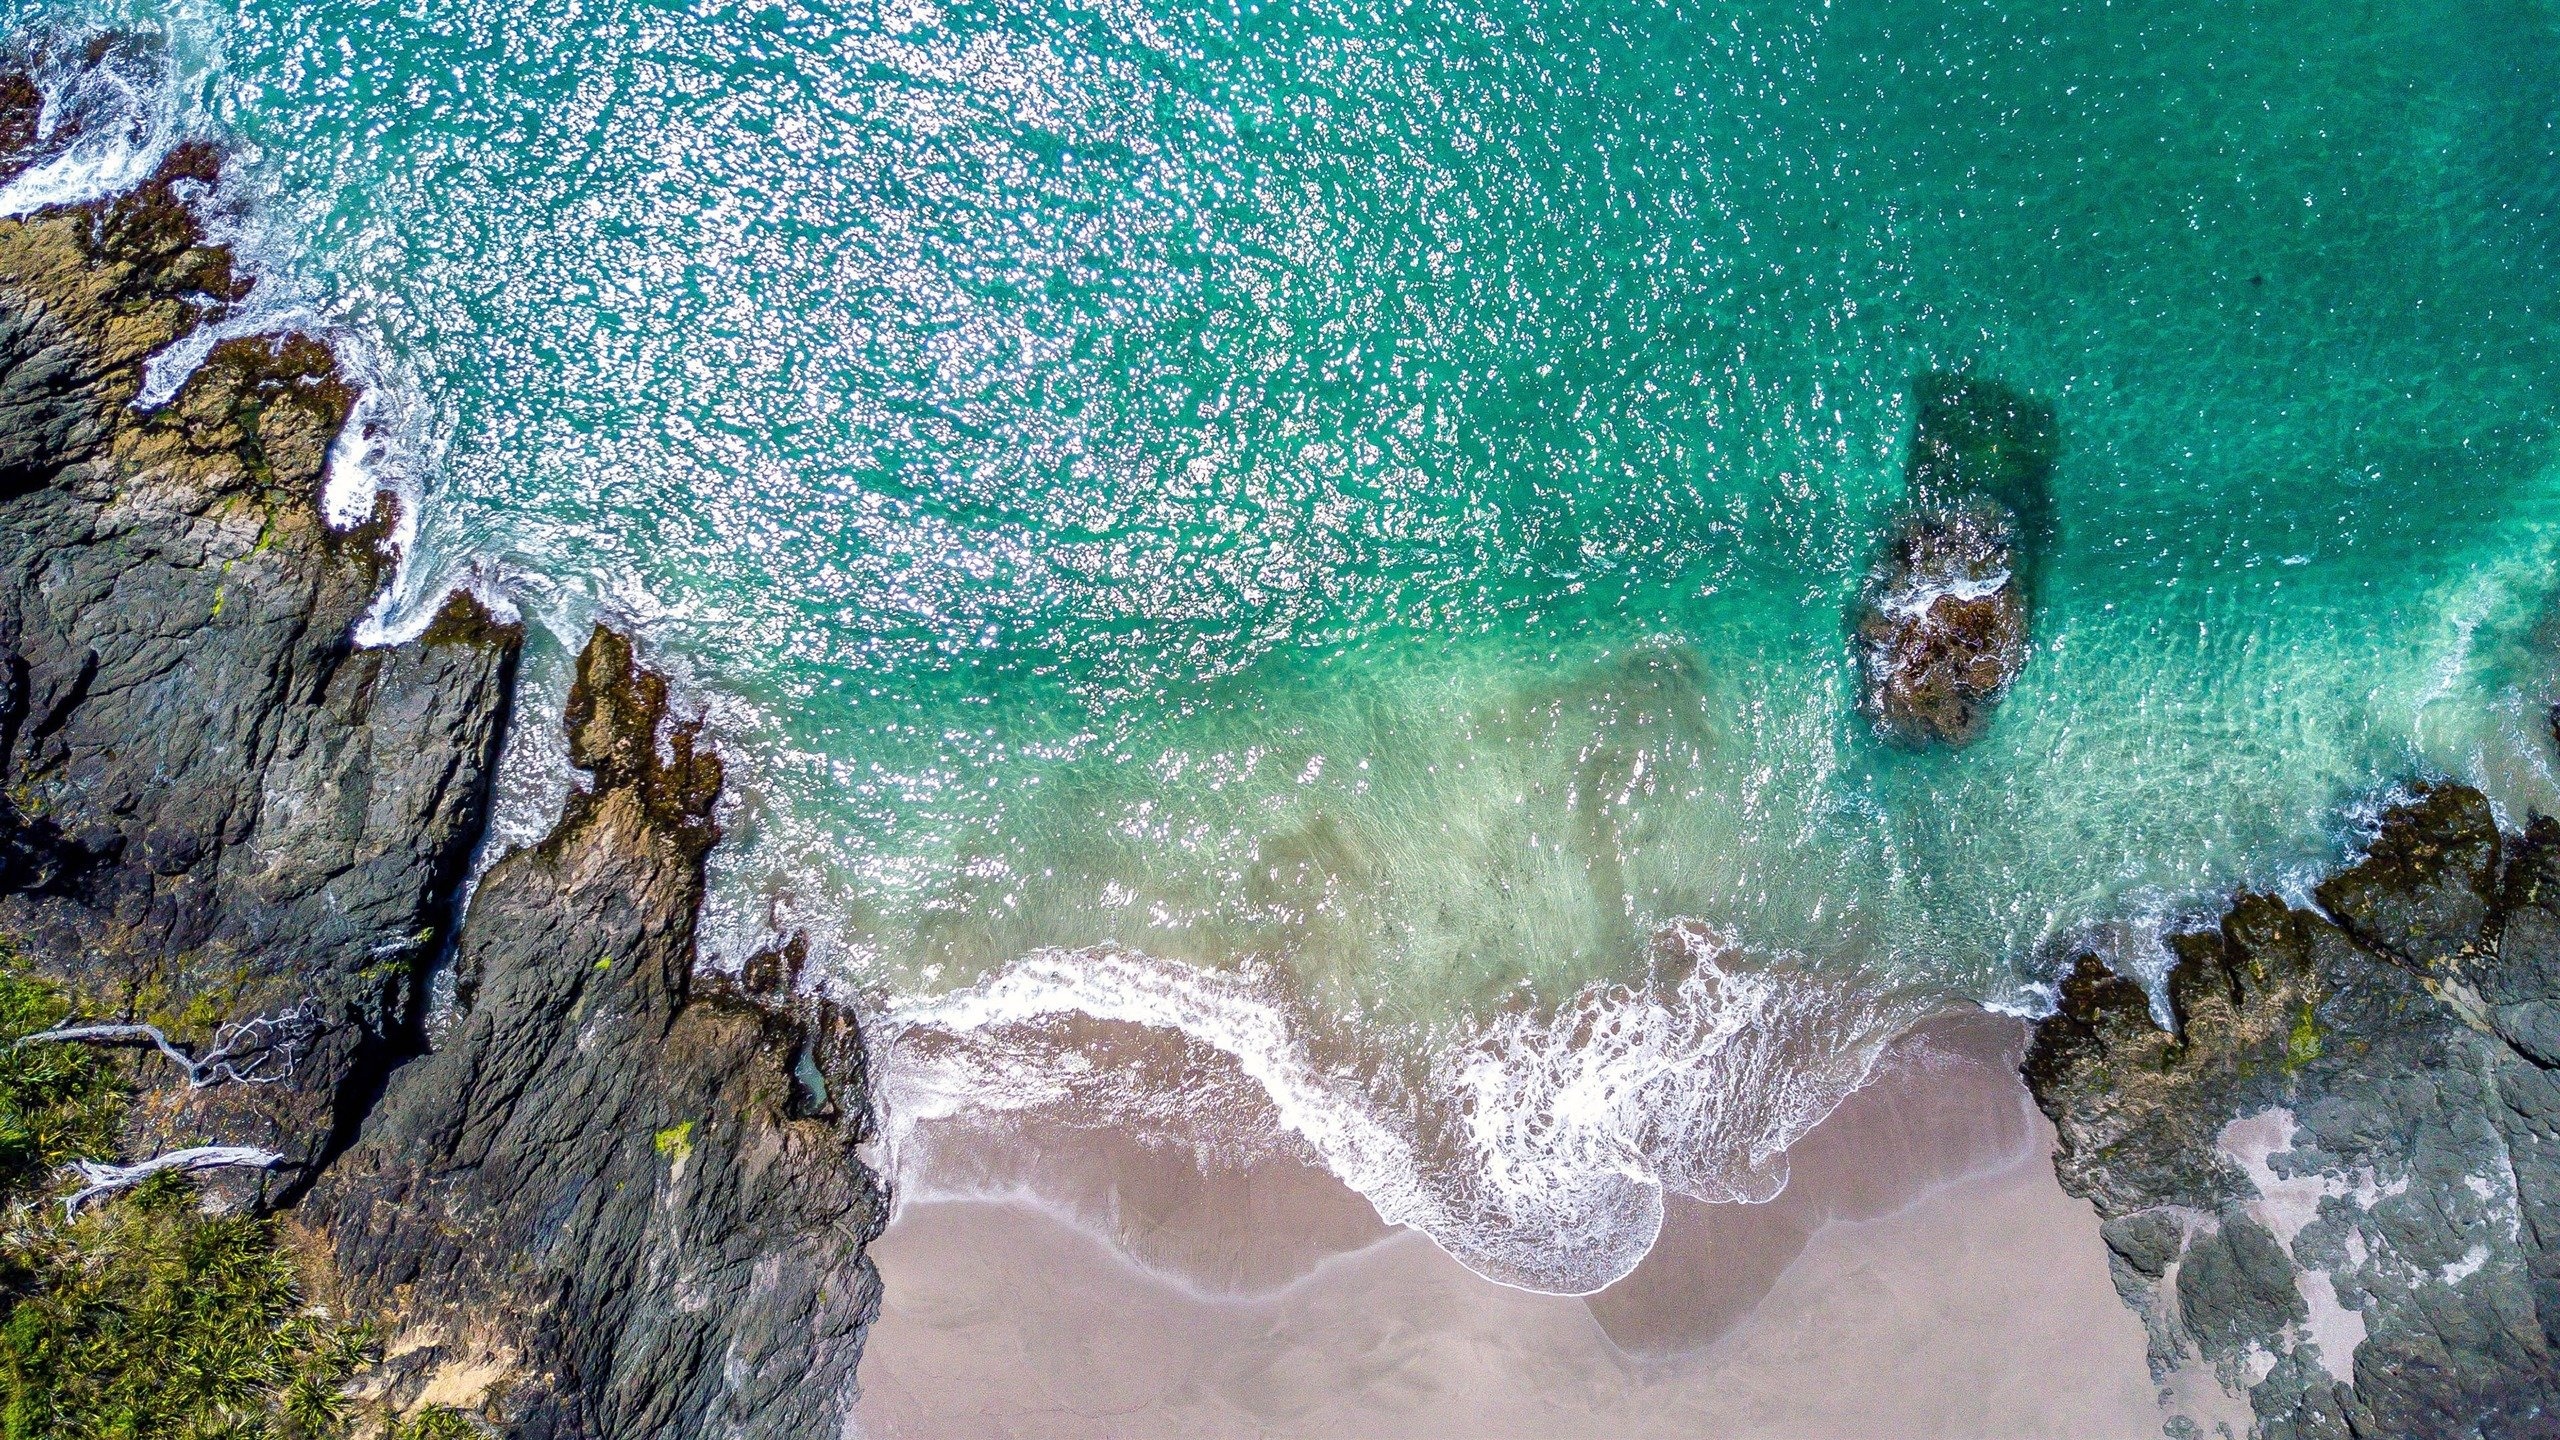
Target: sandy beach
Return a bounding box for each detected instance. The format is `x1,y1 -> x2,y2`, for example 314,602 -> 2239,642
853,1012 -> 2188,1438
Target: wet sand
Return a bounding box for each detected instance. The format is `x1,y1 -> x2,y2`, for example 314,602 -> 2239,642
853,1013 -> 2172,1438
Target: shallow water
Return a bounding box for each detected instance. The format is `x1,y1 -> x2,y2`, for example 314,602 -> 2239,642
9,0 -> 2560,1289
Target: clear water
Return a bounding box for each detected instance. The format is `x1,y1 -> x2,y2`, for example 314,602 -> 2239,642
10,0 -> 2560,1290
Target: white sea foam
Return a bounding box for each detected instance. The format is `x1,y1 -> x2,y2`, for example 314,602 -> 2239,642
879,924 -> 1906,1295
0,37 -> 180,220
0,30 -> 461,643
147,315 -> 447,593
1872,564 -> 2013,622
325,377 -> 403,530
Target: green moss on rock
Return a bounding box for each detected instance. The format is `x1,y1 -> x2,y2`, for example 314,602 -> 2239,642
2286,999 -> 2323,1071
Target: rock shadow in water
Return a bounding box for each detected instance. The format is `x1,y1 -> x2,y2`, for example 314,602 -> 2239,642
1851,372 -> 2058,749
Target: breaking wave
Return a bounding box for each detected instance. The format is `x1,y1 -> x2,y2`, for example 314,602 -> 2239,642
0,32 -> 177,219
0,30 -> 493,649
20,0 -> 2560,1313
880,922 -> 1914,1295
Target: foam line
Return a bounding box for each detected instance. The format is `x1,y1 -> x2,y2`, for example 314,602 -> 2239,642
0,37 -> 178,220
881,929 -> 1904,1295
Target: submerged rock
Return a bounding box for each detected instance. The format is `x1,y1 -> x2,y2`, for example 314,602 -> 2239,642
1853,374 -> 2056,748
2025,783 -> 2560,1438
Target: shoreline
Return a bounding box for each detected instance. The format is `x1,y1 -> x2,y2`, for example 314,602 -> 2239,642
0,81 -> 886,1432
855,1007 -> 2187,1438
872,928 -> 1931,1299
0,17 -> 2553,1439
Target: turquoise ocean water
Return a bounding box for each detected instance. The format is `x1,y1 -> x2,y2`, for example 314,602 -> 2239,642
8,0 -> 2560,1290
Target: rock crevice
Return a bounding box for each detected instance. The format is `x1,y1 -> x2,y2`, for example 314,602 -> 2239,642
316,626 -> 883,1439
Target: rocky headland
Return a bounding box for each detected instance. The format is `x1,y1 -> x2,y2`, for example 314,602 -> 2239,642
0,89 -> 881,1438
1853,373 -> 2057,748
2027,780 -> 2560,1438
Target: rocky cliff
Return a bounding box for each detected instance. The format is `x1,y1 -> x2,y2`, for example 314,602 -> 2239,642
0,136 -> 514,1200
316,627 -> 882,1436
2027,782 -> 2560,1439
0,108 -> 881,1438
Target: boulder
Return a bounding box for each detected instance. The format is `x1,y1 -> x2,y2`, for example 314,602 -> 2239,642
1853,374 -> 2056,748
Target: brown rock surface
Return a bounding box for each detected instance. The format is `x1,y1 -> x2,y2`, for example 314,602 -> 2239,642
1853,505 -> 2030,746
1852,374 -> 2056,748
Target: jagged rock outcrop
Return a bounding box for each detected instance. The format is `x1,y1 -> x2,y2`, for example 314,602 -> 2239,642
0,137 -> 518,1194
1853,373 -> 2056,747
0,68 -> 883,1438
314,627 -> 884,1437
2026,782 -> 2560,1439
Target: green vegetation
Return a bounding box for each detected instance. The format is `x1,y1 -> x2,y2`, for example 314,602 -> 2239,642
388,1407 -> 479,1439
0,949 -> 381,1438
652,1120 -> 694,1164
0,1175 -> 369,1439
2287,998 -> 2325,1072
0,957 -> 123,1197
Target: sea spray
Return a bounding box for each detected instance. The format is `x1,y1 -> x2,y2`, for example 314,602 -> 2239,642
0,30 -> 475,649
0,31 -> 176,218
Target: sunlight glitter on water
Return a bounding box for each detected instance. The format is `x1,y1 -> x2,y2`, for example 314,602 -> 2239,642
12,0 -> 2560,1290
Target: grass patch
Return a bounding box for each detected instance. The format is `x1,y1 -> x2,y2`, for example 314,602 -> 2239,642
389,1406 -> 480,1439
0,953 -> 124,1197
0,947 -> 376,1438
0,1175 -> 368,1439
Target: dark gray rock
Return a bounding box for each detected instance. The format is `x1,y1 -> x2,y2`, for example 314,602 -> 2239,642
313,627 -> 884,1439
2314,784 -> 2501,974
0,90 -> 884,1438
2105,1210 -> 2188,1279
0,143 -> 514,1194
2027,786 -> 2560,1439
2178,1213 -> 2310,1353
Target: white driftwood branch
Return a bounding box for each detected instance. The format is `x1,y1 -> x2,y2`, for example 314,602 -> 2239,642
61,1145 -> 283,1216
16,1000 -> 317,1087
17,1022 -> 203,1077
